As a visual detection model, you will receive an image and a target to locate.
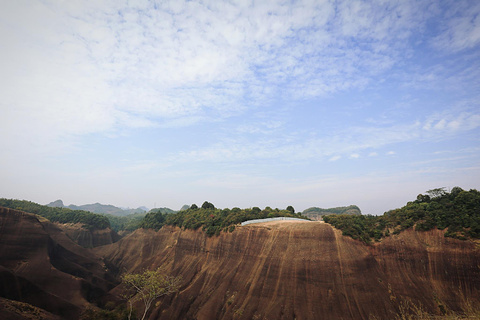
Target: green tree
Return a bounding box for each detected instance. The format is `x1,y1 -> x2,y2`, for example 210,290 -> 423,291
201,201 -> 215,209
324,188 -> 480,243
121,268 -> 182,320
140,211 -> 165,231
286,206 -> 295,214
416,194 -> 431,203
141,203 -> 308,236
450,186 -> 464,198
426,187 -> 446,199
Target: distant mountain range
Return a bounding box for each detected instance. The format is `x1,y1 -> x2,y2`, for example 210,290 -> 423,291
301,205 -> 361,220
45,200 -> 361,221
46,199 -> 148,217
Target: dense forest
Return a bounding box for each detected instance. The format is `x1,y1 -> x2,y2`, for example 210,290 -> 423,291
106,212 -> 146,232
324,187 -> 480,243
98,207 -> 178,232
2,187 -> 478,240
0,198 -> 110,230
140,201 -> 305,236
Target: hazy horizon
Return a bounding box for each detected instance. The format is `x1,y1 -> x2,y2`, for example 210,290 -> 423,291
1,0 -> 479,215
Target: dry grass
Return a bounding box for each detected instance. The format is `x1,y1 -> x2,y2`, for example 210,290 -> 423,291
369,298 -> 480,320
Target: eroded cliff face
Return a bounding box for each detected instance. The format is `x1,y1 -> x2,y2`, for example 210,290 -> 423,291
2,206 -> 479,320
0,207 -> 117,319
55,222 -> 121,248
97,220 -> 480,320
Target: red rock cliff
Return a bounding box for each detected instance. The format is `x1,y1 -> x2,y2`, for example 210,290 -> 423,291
0,207 -> 116,319
98,220 -> 480,320
55,222 -> 121,248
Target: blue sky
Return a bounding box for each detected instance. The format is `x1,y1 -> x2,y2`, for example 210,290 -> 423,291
1,0 -> 479,215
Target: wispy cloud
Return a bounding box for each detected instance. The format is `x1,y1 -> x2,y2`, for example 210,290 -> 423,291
0,0 -> 439,153
432,1 -> 480,52
423,109 -> 480,134
173,107 -> 480,164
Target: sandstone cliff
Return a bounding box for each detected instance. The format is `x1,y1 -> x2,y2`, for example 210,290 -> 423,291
1,205 -> 479,320
97,220 -> 480,320
55,222 -> 121,248
0,207 -> 117,319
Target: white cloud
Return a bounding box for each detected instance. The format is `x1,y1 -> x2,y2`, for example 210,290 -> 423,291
171,106 -> 480,165
423,110 -> 480,134
236,120 -> 284,135
0,0 -> 439,156
433,1 -> 480,52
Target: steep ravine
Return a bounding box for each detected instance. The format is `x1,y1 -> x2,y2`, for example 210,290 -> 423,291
96,220 -> 480,320
55,222 -> 121,248
0,207 -> 117,319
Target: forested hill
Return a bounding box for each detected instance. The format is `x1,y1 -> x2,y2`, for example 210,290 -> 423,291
106,207 -> 178,233
324,187 -> 480,243
140,202 -> 306,236
47,199 -> 147,216
0,198 -> 110,230
302,205 -> 361,220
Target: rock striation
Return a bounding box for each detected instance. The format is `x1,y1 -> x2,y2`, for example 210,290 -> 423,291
1,205 -> 479,320
0,207 -> 117,319
55,222 -> 121,248
97,220 -> 480,320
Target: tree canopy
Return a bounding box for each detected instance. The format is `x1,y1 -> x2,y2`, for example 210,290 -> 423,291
121,268 -> 181,320
324,187 -> 480,243
140,203 -> 308,236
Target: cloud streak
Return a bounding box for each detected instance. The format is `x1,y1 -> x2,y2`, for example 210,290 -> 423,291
0,0 -> 441,151
174,109 -> 480,164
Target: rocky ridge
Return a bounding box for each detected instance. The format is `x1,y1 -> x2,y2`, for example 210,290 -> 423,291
96,219 -> 480,320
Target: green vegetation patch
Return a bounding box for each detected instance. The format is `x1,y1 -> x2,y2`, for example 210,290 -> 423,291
141,202 -> 307,236
302,205 -> 361,219
106,212 -> 146,232
0,198 -> 110,230
323,187 -> 480,243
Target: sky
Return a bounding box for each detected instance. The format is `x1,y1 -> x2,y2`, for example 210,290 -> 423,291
1,0 -> 479,215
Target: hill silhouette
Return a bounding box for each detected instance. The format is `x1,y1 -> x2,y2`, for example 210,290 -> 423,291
302,205 -> 361,220
47,199 -> 148,216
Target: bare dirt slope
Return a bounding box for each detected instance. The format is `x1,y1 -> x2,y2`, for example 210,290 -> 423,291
97,220 -> 480,320
0,297 -> 62,320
